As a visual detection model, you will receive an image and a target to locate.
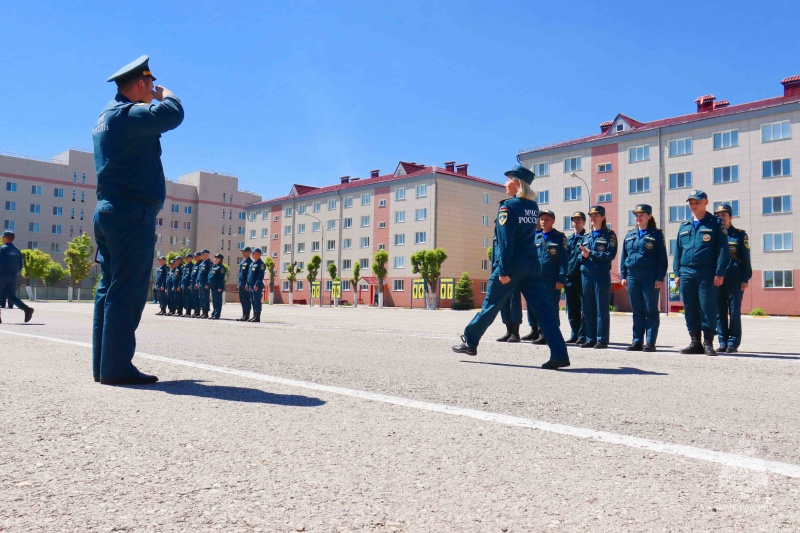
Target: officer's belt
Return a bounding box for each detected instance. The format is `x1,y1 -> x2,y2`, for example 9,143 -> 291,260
97,191 -> 162,210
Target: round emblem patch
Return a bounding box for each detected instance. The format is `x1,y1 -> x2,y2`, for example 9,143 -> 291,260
548,248 -> 557,255
645,242 -> 654,250
729,245 -> 736,253
702,234 -> 711,242
598,245 -> 606,252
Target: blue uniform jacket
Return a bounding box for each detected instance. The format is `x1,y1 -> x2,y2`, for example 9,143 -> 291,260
174,264 -> 183,288
580,228 -> 618,274
0,242 -> 23,282
724,226 -> 752,283
155,265 -> 168,290
190,262 -> 201,287
197,260 -> 211,287
536,229 -> 569,284
566,229 -> 586,285
673,212 -> 728,278
165,268 -> 176,291
620,228 -> 668,281
247,258 -> 266,291
92,94 -> 184,209
209,264 -> 227,290
238,257 -> 253,288
181,261 -> 194,289
491,198 -> 541,278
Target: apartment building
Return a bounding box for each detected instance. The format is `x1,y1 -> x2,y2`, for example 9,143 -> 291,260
244,161 -> 506,307
0,149 -> 260,287
518,75 -> 800,315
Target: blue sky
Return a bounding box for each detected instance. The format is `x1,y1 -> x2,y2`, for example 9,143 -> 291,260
2,0 -> 798,201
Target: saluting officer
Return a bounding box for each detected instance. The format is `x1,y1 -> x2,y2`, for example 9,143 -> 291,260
452,164 -> 570,369
565,211 -> 587,344
208,253 -> 227,319
247,248 -> 266,322
674,190 -> 728,356
620,204 -> 668,352
181,253 -> 195,317
190,250 -> 203,318
531,210 -> 569,345
196,249 -> 212,319
579,205 -> 617,349
154,256 -> 168,315
714,204 -> 752,353
0,230 -> 34,324
237,247 -> 253,322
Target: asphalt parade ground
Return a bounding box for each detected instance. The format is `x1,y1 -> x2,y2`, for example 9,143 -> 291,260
2,302 -> 800,532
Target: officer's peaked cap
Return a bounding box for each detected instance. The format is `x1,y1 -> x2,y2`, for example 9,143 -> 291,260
201,249 -> 210,254
158,256 -> 166,260
633,204 -> 652,215
107,55 -> 156,83
504,164 -> 535,184
214,253 -> 224,259
570,211 -> 586,221
185,253 -> 194,257
686,189 -> 708,201
243,246 -> 252,252
194,251 -> 202,256
588,205 -> 606,216
175,256 -> 183,260
2,230 -> 14,238
540,209 -> 556,219
714,203 -> 733,215
251,248 -> 262,254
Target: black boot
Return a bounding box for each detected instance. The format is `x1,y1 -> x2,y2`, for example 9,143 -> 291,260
680,332 -> 704,354
496,324 -> 515,342
250,313 -> 260,323
532,335 -> 547,345
236,314 -> 249,322
201,311 -> 209,319
452,335 -> 477,356
520,328 -> 539,342
703,332 -> 717,356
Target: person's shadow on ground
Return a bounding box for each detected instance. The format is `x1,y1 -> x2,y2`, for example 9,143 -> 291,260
121,379 -> 326,406
461,360 -> 668,375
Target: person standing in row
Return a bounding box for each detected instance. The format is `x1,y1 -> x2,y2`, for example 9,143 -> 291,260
579,205 -> 617,349
190,250 -> 203,318
531,210 -> 568,345
208,254 -> 227,319
173,256 -> 184,316
451,164 -> 570,369
674,190 -> 728,356
564,211 -> 587,344
195,249 -> 211,319
166,259 -> 177,315
0,230 -> 34,325
715,204 -> 752,353
181,253 -> 195,316
237,247 -> 253,322
247,248 -> 266,322
620,204 -> 667,352
154,256 -> 168,315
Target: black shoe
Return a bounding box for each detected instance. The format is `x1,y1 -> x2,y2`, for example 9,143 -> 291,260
532,335 -> 547,345
100,372 -> 158,385
593,342 -> 608,349
717,346 -> 727,353
452,335 -> 477,356
24,307 -> 34,323
506,333 -> 521,343
680,333 -> 705,355
575,337 -> 587,345
94,377 -> 100,383
726,346 -> 738,353
542,360 -> 570,370
703,332 -> 717,356
565,335 -> 579,344
496,332 -> 513,342
643,344 -> 656,352
626,342 -> 643,351
520,330 -> 539,342
580,341 -> 596,348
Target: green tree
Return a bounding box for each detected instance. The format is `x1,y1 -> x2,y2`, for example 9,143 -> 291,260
487,246 -> 492,260
371,249 -> 388,308
64,232 -> 94,301
43,262 -> 68,298
327,263 -> 338,281
410,248 -> 448,309
264,257 -> 276,304
350,262 -> 361,308
454,271 -> 475,310
286,261 -> 303,304
21,249 -> 52,301
306,254 -> 322,306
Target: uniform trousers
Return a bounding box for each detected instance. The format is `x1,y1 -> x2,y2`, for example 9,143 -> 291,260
250,287 -> 263,315
717,272 -> 743,348
158,287 -> 167,309
239,286 -> 252,317
626,272 -> 660,345
0,279 -> 29,312
182,285 -> 193,312
582,270 -> 611,345
463,268 -> 568,363
211,286 -> 223,318
564,276 -> 584,340
193,286 -> 202,313
680,268 -> 718,335
198,285 -> 210,312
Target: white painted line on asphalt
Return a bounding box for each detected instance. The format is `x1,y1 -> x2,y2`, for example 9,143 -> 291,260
3,328 -> 800,479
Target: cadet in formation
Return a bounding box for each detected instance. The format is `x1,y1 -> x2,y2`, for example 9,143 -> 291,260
714,203 -> 752,353
195,249 -> 212,319
237,247 -> 253,321
620,204 -> 668,352
208,253 -> 227,319
165,259 -> 177,314
92,54 -> 184,385
579,205 -> 617,349
247,248 -> 266,322
174,256 -> 185,315
529,209 -> 568,345
0,230 -> 34,325
190,250 -> 203,318
452,164 -> 570,370
154,256 -> 168,315
564,211 -> 587,344
674,190 -> 728,356
181,253 -> 195,317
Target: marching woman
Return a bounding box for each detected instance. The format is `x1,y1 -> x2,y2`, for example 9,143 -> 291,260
620,204 -> 668,351
452,164 -> 570,369
579,205 -> 617,349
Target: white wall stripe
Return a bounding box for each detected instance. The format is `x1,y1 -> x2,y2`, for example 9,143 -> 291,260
2,328 -> 799,479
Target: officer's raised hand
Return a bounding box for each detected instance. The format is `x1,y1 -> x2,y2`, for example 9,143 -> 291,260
151,85 -> 174,101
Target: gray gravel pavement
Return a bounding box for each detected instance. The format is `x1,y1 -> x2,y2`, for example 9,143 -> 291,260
1,302 -> 799,532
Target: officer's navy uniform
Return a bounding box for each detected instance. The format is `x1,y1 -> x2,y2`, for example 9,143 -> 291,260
237,250 -> 253,321
673,191 -> 728,355
91,55 -> 184,384
580,207 -> 618,348
197,255 -> 212,317
181,258 -> 194,315
531,221 -> 568,343
190,253 -> 202,317
173,261 -> 184,315
453,164 -> 569,369
716,212 -> 752,352
248,254 -> 266,322
155,261 -> 168,314
565,218 -> 587,343
166,264 -> 177,314
208,258 -> 227,319
0,234 -> 34,323
620,206 -> 668,350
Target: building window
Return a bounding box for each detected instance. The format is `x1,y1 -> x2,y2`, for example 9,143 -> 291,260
394,233 -> 405,246
53,206 -> 63,216
312,202 -> 321,213
627,211 -> 636,226
360,215 -> 370,227
312,221 -> 320,232
669,205 -> 691,222
378,199 -> 387,208
668,239 -> 677,255
393,256 -> 405,268
271,250 -> 277,257
342,259 -> 352,270
483,193 -> 490,204
668,138 -> 692,157
297,242 -> 306,253
394,211 -> 406,223
392,279 -> 405,291
415,184 -> 428,198
73,172 -> 77,183
762,120 -> 791,143
169,204 -> 178,213
361,193 -> 371,205
272,215 -> 279,222
260,210 -> 268,220
70,208 -> 75,219
669,171 -> 693,189
628,145 -> 650,163
343,238 -> 352,249
378,243 -> 385,250
415,208 -> 427,221
339,280 -> 348,291
27,241 -> 38,249
764,270 -> 793,288
260,228 -> 268,238
273,233 -> 279,240
3,220 -> 14,231
311,241 -> 320,252
54,188 -> 64,197
29,222 -> 40,232
713,129 -> 738,149
597,163 -> 612,173
378,221 -> 386,229
297,204 -> 307,215
326,240 -> 336,251
156,217 -> 163,226
6,182 -> 17,192
482,237 -> 490,248
482,215 -> 490,226
184,205 -> 192,214
297,223 -> 305,234
4,201 -> 14,211
713,165 -> 739,184
395,188 -> 406,201
563,157 -> 582,172
562,216 -> 571,231
282,280 -> 290,291
249,229 -> 256,239
533,162 -> 549,177
763,158 -> 791,178
72,190 -> 76,201
598,193 -> 612,203
564,186 -> 582,202
536,190 -> 549,205
713,200 -> 740,217
327,199 -> 336,211
629,177 -> 650,194
359,258 -> 370,269
360,236 -> 370,248
763,195 -> 792,215
81,173 -> 86,184
171,220 -> 179,229
29,204 -> 41,214
184,221 -> 192,230
343,218 -> 352,229
481,259 -> 489,271
283,243 -> 292,254
414,231 -> 427,244
764,232 -> 793,252
326,220 -> 336,230
296,281 -> 304,291
343,197 -> 353,209
285,206 -> 293,217
31,185 -> 42,195
51,225 -> 61,234
50,242 -> 60,252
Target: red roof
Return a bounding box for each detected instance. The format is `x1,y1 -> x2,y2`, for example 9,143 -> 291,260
781,76 -> 800,85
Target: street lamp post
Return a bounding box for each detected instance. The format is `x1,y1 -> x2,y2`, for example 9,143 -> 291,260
570,172 -> 607,210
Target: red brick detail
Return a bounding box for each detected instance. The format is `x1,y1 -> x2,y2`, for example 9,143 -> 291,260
373,186 -> 390,254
